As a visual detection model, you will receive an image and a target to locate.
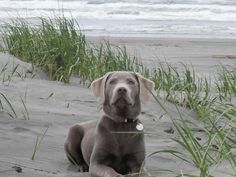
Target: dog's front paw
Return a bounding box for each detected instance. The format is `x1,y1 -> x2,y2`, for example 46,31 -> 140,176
77,164 -> 89,172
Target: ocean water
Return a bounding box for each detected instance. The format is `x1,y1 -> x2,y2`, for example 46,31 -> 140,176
0,0 -> 236,38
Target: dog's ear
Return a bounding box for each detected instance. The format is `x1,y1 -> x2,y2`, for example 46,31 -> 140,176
90,72 -> 112,104
136,73 -> 155,104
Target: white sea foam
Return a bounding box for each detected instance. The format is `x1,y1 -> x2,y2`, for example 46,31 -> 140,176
0,0 -> 236,37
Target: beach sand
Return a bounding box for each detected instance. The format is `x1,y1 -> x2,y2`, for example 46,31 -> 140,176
0,37 -> 235,177
88,36 -> 236,75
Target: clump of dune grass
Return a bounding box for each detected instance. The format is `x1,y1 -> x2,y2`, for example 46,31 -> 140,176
149,91 -> 236,177
216,66 -> 236,100
2,17 -> 139,83
145,63 -> 216,124
151,65 -> 236,175
2,17 -> 86,83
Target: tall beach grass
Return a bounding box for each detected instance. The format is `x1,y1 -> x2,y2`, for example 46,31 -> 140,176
2,17 -> 139,84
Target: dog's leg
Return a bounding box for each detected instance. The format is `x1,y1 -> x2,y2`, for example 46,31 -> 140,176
126,152 -> 145,177
64,124 -> 88,172
89,164 -> 121,177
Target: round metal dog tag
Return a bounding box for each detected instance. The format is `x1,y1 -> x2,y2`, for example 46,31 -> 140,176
136,123 -> 144,131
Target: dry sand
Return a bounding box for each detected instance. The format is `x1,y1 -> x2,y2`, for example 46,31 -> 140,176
0,37 -> 235,177
88,36 -> 236,76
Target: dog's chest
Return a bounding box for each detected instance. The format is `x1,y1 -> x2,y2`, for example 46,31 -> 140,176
110,124 -> 144,174
111,123 -> 144,152
96,119 -> 145,174
98,117 -> 144,154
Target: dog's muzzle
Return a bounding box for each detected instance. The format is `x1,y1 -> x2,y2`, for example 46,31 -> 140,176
111,85 -> 133,106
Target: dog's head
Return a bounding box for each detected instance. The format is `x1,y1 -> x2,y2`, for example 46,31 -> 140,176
91,71 -> 154,122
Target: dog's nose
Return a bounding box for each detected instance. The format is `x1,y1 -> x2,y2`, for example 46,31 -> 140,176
117,87 -> 127,94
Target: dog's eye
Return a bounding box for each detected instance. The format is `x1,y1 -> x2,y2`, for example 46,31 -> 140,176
127,80 -> 135,85
109,79 -> 117,85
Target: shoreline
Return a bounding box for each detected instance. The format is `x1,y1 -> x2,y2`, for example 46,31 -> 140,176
86,35 -> 236,41
84,33 -> 236,40
2,15 -> 236,39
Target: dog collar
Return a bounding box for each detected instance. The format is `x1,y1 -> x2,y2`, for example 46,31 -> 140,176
105,115 -> 144,131
124,118 -> 144,131
124,118 -> 136,123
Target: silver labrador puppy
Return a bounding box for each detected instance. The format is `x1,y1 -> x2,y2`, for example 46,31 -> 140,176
64,71 -> 154,177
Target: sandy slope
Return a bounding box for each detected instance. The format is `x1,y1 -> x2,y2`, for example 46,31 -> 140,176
0,37 -> 235,177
